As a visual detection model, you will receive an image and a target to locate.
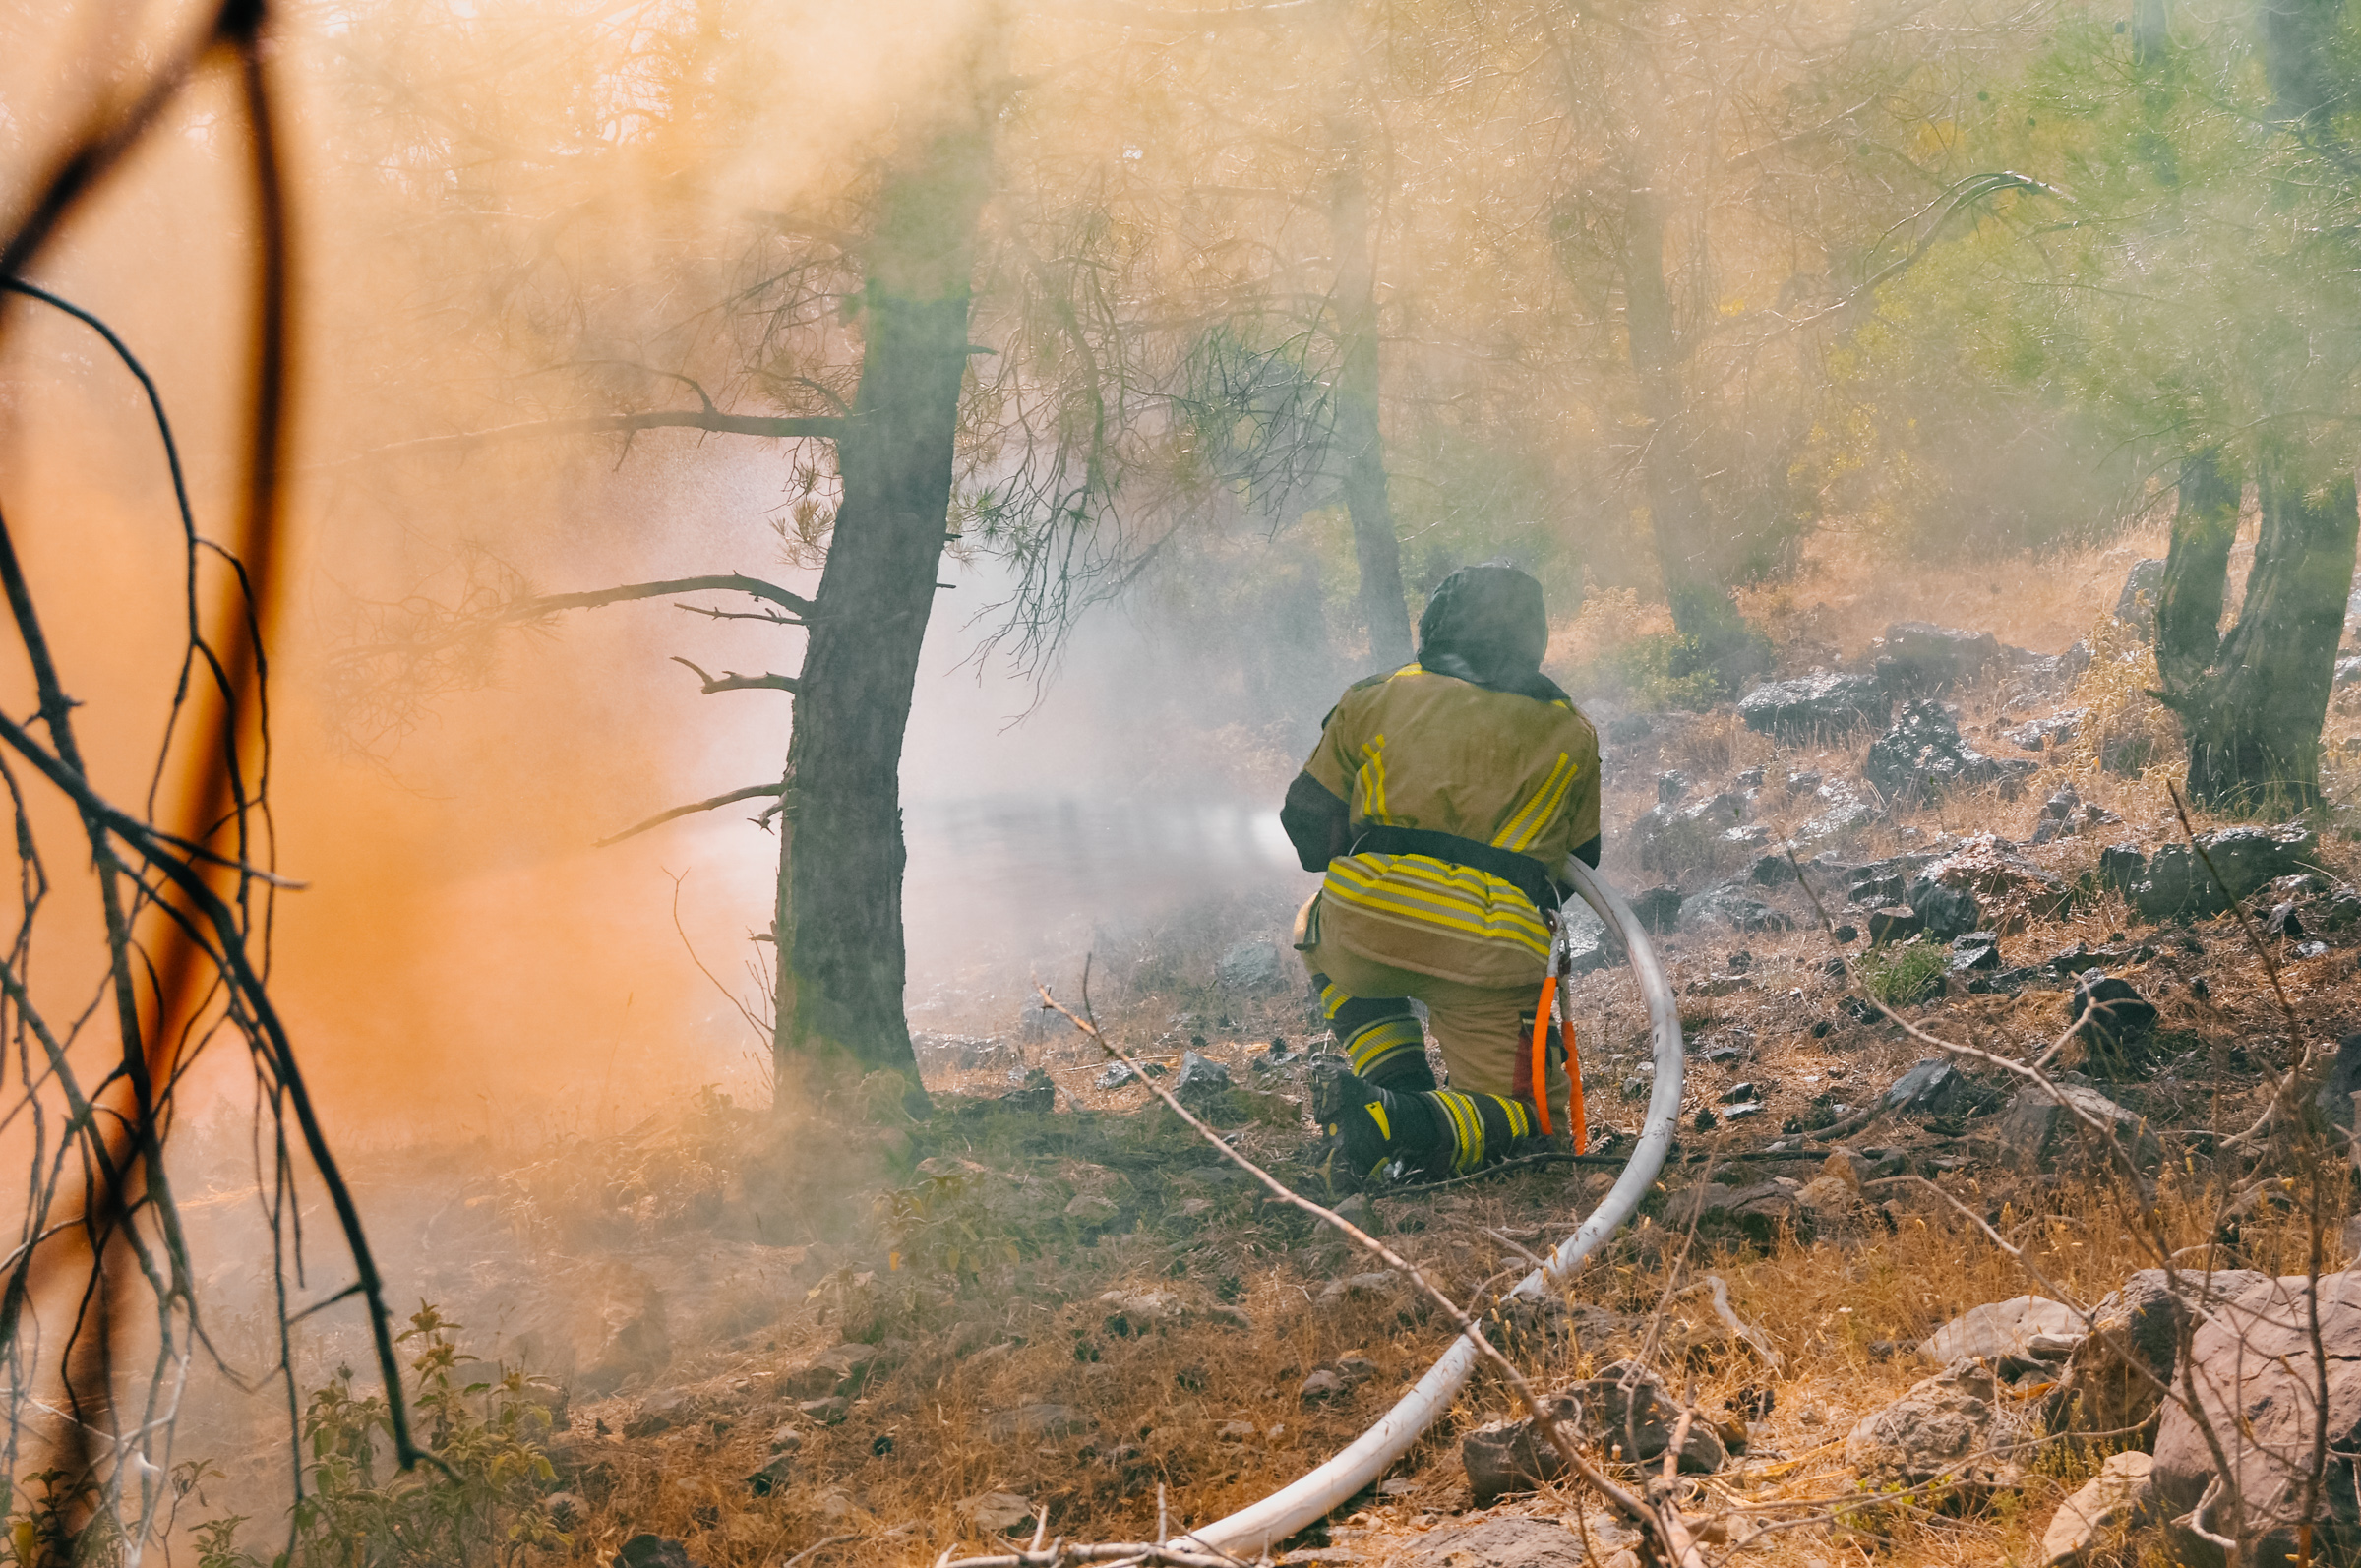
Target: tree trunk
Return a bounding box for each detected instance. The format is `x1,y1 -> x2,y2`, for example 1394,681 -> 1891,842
1618,168 -> 1767,690
774,124 -> 991,1114
2153,449 -> 2240,694
2159,447 -> 2358,812
1328,148 -> 1415,672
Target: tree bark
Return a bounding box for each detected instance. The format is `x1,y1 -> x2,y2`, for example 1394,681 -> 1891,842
1618,170 -> 1767,689
774,123 -> 992,1113
2153,449 -> 2240,694
1328,146 -> 1415,673
2158,447 -> 2358,812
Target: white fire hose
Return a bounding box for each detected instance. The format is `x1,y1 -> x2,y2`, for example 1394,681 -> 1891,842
1184,859 -> 1686,1555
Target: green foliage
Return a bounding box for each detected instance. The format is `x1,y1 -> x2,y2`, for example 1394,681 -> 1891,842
1855,941 -> 1950,1007
198,1304 -> 566,1568
878,1165 -> 1028,1281
1578,631 -> 1724,713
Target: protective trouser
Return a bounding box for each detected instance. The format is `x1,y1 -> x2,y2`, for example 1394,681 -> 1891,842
1302,920 -> 1561,1180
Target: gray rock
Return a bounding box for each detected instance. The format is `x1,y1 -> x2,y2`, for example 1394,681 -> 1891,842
2069,974 -> 2158,1055
614,1538 -> 706,1568
1997,1084 -> 2162,1176
2104,821 -> 2321,921
1680,882 -> 1793,933
1865,699 -> 2038,805
1908,875 -> 1983,941
1299,1368 -> 1347,1401
1094,1062 -> 1140,1090
1064,1192 -> 1120,1224
1951,932 -> 2002,972
2041,1451 -> 2155,1566
2152,1271 -> 2361,1565
1738,671 -> 1893,740
2009,709 -> 2086,754
2115,558 -> 2167,635
1845,1361 -> 2024,1494
1882,1059 -> 1960,1115
2317,1032 -> 2361,1131
1173,1051 -> 1233,1106
1401,1515 -> 1588,1568
1870,622 -> 2004,696
1665,1180 -> 1809,1246
2059,1268 -> 2268,1439
1215,938 -> 1284,992
1921,1296 -> 2083,1364
1580,1360 -> 1726,1473
1629,885 -> 1683,934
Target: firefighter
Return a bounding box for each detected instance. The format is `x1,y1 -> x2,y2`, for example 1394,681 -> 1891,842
1280,563 -> 1600,1183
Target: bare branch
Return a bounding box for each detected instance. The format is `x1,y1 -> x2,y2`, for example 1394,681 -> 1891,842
670,656 -> 799,695
594,782 -> 787,848
334,407 -> 844,465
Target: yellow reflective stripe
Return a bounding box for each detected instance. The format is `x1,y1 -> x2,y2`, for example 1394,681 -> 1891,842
1357,736 -> 1390,823
1496,752 -> 1577,852
1492,1095 -> 1531,1139
1323,854 -> 1551,956
1346,1017 -> 1424,1075
1319,982 -> 1351,1019
1367,1100 -> 1391,1141
1432,1092 -> 1483,1172
1386,664 -> 1426,681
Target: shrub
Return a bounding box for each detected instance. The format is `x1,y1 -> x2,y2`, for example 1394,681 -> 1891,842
1854,941 -> 1949,1007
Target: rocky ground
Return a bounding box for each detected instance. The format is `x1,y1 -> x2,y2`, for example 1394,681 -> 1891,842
175,552 -> 2361,1568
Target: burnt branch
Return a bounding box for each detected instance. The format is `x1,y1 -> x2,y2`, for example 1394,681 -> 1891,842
593,781 -> 789,849
670,657 -> 800,695
343,407 -> 844,464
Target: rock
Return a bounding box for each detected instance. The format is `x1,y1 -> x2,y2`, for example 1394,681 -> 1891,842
1094,1062 -> 1139,1090
1720,1081 -> 1760,1104
2001,641 -> 2094,699
2317,1032 -> 2361,1131
1680,882 -> 1792,933
1215,1419 -> 1258,1442
1319,1271 -> 1402,1303
1634,790 -> 1747,872
1665,1181 -> 1809,1246
1658,769 -> 1693,802
1172,1051 -> 1233,1107
914,1031 -> 1015,1071
1064,1192 -> 1120,1224
746,1453 -> 794,1495
985,1403 -> 1091,1443
1881,1059 -> 1959,1115
2151,1271 -> 2361,1564
1299,1369 -> 1347,1401
997,1068 -> 1058,1112
1951,932 -> 2002,972
766,1423 -> 804,1454
1844,1361 -> 2024,1494
2009,709 -> 2086,754
2105,821 -> 2321,921
1558,903 -> 1615,977
957,1492 -> 1037,1534
2041,1451 -> 2155,1565
2114,558 -> 2167,635
1335,1352 -> 1380,1386
1579,1360 -> 1726,1472
2068,974 -> 2158,1056
1800,778 -> 1885,839
1738,671 -> 1893,740
1997,1084 -> 2162,1175
1921,1296 -> 2083,1364
1865,699 -> 2038,805
1922,833 -> 2067,914
1866,905 -> 1922,945
1629,885 -> 1683,934
1908,876 -> 1982,941
1215,938 -> 1284,992
614,1538 -> 705,1568
1869,622 -> 2003,695
2059,1269 -> 2268,1438
1401,1516 -> 1588,1568
796,1396 -> 849,1424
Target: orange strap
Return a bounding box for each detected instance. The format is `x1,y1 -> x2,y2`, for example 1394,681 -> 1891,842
1530,975 -> 1557,1136
1561,1015 -> 1586,1154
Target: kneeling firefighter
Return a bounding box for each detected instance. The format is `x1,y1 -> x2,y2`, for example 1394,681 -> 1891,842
1281,563 -> 1600,1183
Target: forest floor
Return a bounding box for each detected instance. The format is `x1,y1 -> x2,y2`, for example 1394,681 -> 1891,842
175,522 -> 2361,1568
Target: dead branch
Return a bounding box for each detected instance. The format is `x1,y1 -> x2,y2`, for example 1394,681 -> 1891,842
670,656 -> 799,695
1034,970 -> 1709,1568
335,407 -> 844,466
593,781 -> 787,848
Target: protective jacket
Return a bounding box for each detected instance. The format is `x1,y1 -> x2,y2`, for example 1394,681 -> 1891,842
1281,567 -> 1600,991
